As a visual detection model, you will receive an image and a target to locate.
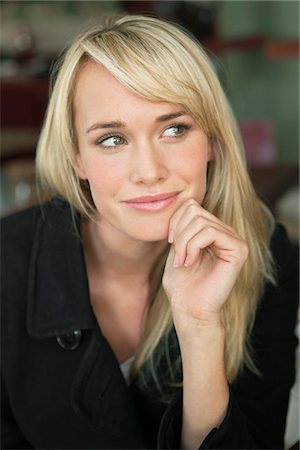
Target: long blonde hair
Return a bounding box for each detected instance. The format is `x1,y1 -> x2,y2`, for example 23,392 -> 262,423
36,14 -> 275,393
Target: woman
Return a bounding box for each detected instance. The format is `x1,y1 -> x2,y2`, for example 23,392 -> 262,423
1,14 -> 298,450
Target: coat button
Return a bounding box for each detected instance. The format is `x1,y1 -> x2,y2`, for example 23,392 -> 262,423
56,330 -> 82,350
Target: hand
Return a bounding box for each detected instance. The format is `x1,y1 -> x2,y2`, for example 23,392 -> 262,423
162,199 -> 248,331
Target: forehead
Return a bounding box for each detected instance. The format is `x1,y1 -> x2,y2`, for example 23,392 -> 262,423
74,61 -> 127,103
73,61 -> 184,126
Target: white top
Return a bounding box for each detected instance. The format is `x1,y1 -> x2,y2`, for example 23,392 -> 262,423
120,355 -> 135,384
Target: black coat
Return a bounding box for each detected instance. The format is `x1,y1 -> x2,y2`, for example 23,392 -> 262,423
1,199 -> 298,449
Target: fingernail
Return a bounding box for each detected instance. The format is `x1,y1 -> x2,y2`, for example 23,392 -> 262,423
173,254 -> 180,267
168,229 -> 174,244
184,256 -> 189,267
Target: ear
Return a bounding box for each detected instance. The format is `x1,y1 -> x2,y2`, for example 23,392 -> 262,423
207,138 -> 214,161
74,152 -> 88,180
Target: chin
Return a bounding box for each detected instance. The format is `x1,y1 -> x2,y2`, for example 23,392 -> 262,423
128,224 -> 169,243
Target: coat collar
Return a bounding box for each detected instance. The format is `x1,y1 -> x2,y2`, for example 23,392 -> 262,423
27,198 -> 97,338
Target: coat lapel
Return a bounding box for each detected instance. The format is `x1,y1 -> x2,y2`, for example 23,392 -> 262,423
27,199 -> 96,338
25,199 -> 149,446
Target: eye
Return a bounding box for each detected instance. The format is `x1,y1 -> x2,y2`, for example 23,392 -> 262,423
96,135 -> 127,148
162,123 -> 191,138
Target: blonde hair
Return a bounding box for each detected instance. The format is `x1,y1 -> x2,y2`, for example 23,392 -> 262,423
36,14 -> 275,393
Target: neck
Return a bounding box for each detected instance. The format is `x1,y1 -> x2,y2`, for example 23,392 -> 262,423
81,217 -> 168,284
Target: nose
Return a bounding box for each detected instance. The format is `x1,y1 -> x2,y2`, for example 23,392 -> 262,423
129,141 -> 168,185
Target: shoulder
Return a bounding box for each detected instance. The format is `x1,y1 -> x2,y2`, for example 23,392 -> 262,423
257,223 -> 298,327
1,197 -> 75,240
269,223 -> 298,287
1,203 -> 40,238
1,197 -> 78,279
1,197 -> 79,323
1,203 -> 41,268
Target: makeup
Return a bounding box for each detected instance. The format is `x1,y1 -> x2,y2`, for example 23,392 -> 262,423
123,191 -> 180,212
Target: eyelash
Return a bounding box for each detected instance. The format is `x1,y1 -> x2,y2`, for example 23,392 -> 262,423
95,122 -> 192,148
95,133 -> 127,148
165,122 -> 192,137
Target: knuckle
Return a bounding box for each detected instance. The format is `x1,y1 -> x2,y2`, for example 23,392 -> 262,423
187,199 -> 199,210
186,239 -> 197,257
204,225 -> 215,236
194,216 -> 204,226
185,238 -> 193,253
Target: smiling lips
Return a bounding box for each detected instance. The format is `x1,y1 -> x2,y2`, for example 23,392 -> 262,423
123,191 -> 180,211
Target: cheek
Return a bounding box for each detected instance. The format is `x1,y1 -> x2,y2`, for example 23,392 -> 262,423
177,149 -> 208,183
83,157 -> 125,201
176,148 -> 209,201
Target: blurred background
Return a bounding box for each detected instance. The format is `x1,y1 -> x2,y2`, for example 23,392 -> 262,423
0,0 -> 299,246
0,2 -> 299,448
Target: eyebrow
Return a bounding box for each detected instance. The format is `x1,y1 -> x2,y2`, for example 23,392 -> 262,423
86,111 -> 186,134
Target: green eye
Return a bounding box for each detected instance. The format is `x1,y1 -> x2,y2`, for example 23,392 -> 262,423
163,124 -> 190,138
97,135 -> 126,147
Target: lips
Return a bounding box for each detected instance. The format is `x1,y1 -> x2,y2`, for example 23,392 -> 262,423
124,191 -> 179,204
122,191 -> 180,211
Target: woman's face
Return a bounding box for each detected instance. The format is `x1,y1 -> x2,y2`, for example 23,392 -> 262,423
74,61 -> 212,242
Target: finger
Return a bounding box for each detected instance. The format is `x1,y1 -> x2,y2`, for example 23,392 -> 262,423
194,207 -> 236,234
184,226 -> 248,268
168,199 -> 199,243
168,199 -> 234,243
172,217 -> 231,267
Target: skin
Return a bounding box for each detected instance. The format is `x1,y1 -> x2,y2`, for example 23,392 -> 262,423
74,61 -> 248,449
